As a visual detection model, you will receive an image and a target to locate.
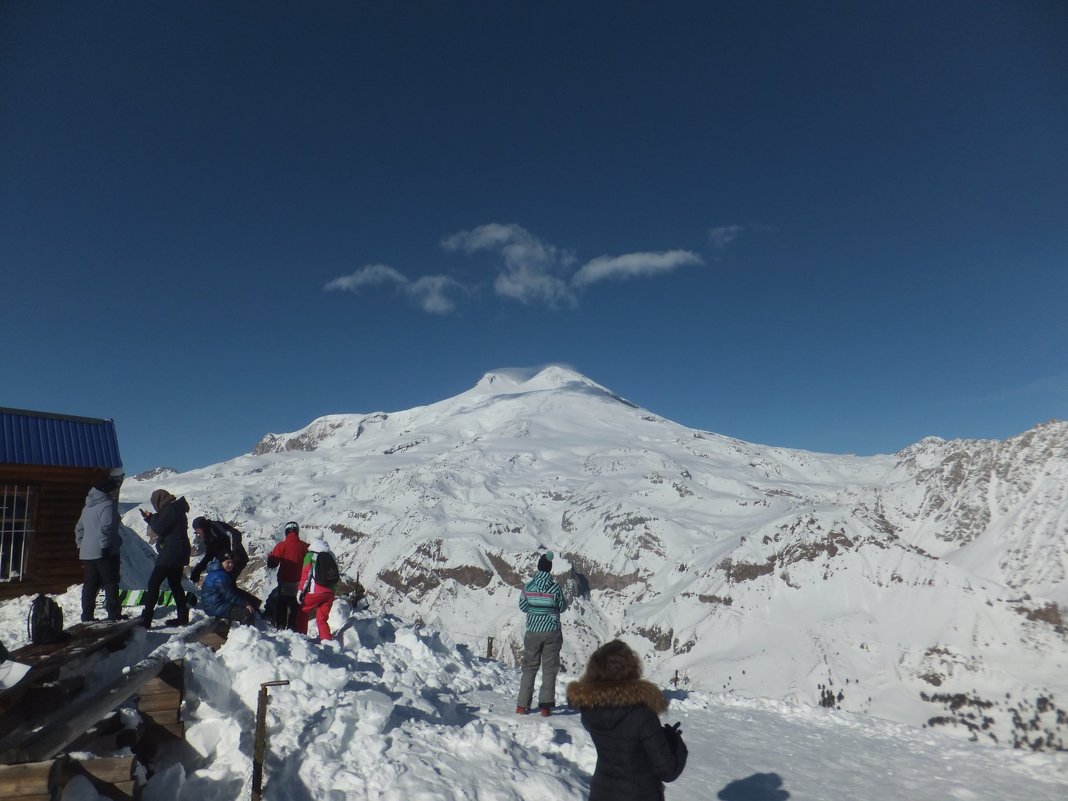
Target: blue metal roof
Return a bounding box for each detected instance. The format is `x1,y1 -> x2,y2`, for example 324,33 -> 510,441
0,408 -> 122,469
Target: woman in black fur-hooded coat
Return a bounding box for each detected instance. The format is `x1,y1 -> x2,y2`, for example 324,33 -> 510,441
567,640 -> 688,801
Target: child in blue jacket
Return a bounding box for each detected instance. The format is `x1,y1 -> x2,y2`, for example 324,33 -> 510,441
200,552 -> 259,624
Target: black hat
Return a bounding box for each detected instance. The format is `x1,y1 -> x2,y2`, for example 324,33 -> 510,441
220,551 -> 234,562
94,476 -> 120,494
537,551 -> 554,573
192,516 -> 208,532
285,521 -> 299,533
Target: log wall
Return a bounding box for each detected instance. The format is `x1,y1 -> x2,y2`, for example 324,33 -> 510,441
0,465 -> 100,601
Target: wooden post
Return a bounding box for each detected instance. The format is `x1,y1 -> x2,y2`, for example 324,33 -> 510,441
251,680 -> 289,801
670,670 -> 680,687
486,636 -> 494,659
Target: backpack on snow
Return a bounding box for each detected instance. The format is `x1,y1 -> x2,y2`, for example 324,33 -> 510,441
27,594 -> 64,645
313,550 -> 341,586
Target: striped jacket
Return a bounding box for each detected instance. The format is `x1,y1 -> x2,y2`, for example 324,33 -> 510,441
519,570 -> 567,632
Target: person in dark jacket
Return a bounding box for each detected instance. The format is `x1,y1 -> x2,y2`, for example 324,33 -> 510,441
74,472 -> 124,621
139,489 -> 192,628
200,552 -> 259,624
190,517 -> 249,583
516,550 -> 567,716
567,639 -> 688,801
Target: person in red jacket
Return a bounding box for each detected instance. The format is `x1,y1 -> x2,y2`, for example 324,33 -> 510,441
266,521 -> 309,632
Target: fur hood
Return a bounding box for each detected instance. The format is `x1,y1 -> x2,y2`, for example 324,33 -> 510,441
566,678 -> 667,715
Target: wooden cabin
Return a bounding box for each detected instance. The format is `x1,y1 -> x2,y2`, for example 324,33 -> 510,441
0,408 -> 122,601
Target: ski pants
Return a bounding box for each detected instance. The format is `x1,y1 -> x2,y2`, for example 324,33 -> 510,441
277,581 -> 307,633
301,590 -> 335,641
142,564 -> 189,625
517,629 -> 563,709
82,555 -> 121,621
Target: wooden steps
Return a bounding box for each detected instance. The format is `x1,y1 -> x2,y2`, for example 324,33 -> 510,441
0,616 -> 233,798
0,755 -> 137,801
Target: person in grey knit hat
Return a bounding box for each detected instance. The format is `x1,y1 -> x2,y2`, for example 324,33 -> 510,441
516,550 -> 567,716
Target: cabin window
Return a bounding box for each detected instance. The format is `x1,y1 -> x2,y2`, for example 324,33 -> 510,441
0,485 -> 35,582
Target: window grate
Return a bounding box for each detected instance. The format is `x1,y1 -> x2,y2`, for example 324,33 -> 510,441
0,485 -> 35,582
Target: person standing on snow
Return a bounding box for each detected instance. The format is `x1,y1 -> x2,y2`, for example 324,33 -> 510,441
516,550 -> 567,716
566,639 -> 688,801
298,539 -> 339,642
139,489 -> 192,628
74,470 -> 124,622
267,521 -> 309,632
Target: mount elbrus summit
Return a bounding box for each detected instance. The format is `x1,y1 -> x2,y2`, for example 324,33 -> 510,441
121,366 -> 1068,750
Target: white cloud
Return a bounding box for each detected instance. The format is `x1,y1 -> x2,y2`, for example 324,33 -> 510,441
333,224 -> 704,313
325,264 -> 464,315
494,268 -> 576,308
407,275 -> 466,315
443,223 -> 577,307
571,250 -> 703,287
324,264 -> 407,292
709,224 -> 745,250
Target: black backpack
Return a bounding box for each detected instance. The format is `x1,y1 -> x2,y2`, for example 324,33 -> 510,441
313,550 -> 341,585
27,594 -> 64,644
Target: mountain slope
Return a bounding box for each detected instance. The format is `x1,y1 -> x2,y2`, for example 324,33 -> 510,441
119,366 -> 1068,750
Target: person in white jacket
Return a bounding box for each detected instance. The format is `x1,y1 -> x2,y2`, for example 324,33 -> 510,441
74,472 -> 124,621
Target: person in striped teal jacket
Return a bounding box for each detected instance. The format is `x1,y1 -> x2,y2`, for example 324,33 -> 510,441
516,551 -> 568,716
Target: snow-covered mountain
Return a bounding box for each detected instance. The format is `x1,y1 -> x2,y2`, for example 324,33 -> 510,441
119,366 -> 1068,751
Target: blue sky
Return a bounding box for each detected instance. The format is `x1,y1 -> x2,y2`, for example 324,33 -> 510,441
2,2 -> 1066,476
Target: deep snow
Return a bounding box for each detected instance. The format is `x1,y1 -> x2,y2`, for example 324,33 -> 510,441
2,589 -> 1066,801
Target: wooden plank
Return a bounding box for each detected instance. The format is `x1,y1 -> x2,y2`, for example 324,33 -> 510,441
0,757 -> 64,796
138,699 -> 181,714
137,660 -> 184,738
70,755 -> 134,784
6,620 -> 137,669
64,756 -> 136,801
198,629 -> 227,651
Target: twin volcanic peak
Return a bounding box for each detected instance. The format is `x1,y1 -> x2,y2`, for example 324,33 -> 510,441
124,366 -> 1068,750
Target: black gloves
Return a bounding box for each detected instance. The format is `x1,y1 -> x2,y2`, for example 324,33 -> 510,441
663,721 -> 683,752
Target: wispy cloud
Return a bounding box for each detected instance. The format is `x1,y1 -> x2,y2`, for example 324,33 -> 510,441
325,264 -> 465,314
442,223 -> 577,308
324,264 -> 407,292
708,222 -> 776,251
708,224 -> 745,250
328,223 -> 702,314
406,275 -> 466,315
572,250 -> 703,287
